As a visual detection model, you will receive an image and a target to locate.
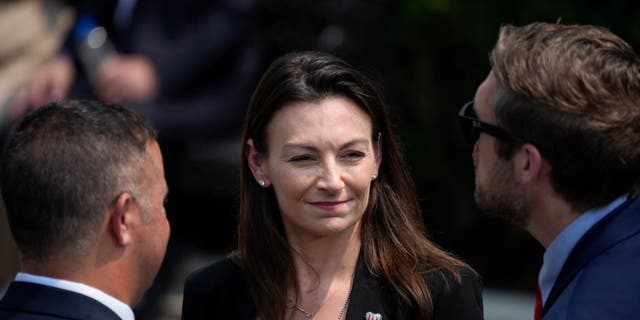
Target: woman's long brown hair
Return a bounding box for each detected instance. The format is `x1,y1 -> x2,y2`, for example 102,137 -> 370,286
238,51 -> 472,320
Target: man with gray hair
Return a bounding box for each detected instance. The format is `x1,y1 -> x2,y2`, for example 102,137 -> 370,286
0,100 -> 170,319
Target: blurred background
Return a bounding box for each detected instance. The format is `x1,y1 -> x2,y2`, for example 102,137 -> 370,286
2,0 -> 640,319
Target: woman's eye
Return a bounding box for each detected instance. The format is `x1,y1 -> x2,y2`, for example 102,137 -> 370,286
289,155 -> 314,162
343,151 -> 365,159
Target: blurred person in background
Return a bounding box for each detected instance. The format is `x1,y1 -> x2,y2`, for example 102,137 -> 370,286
0,100 -> 169,320
14,0 -> 261,142
460,22 -> 640,319
182,51 -> 483,320
0,0 -> 73,122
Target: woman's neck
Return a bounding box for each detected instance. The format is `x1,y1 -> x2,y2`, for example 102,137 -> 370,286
285,224 -> 360,320
288,223 -> 361,290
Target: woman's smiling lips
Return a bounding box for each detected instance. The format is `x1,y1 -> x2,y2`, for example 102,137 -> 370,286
307,200 -> 350,211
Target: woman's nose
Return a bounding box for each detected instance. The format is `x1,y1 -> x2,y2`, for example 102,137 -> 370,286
317,159 -> 345,192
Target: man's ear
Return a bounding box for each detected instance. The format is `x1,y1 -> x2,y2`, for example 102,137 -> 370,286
109,192 -> 135,246
513,143 -> 544,184
246,139 -> 270,187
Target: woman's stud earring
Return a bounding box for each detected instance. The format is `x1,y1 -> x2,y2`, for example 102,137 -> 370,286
372,173 -> 378,180
258,179 -> 266,187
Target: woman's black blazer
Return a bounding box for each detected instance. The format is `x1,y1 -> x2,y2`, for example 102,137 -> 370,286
182,253 -> 483,319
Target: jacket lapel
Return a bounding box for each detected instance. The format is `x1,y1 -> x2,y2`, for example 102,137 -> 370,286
345,252 -> 391,320
544,197 -> 640,314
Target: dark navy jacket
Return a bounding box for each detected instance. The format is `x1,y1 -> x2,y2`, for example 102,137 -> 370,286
544,197 -> 640,319
0,281 -> 121,320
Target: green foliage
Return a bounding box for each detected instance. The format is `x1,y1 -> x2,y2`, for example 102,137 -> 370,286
404,0 -> 452,19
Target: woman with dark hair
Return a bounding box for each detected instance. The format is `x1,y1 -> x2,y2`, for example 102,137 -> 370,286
182,51 -> 483,320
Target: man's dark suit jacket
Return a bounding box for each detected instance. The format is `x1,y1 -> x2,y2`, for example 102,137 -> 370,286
0,281 -> 121,320
182,253 -> 483,319
544,196 -> 640,319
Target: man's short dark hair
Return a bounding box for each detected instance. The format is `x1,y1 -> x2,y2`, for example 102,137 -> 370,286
0,100 -> 157,261
490,22 -> 640,212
